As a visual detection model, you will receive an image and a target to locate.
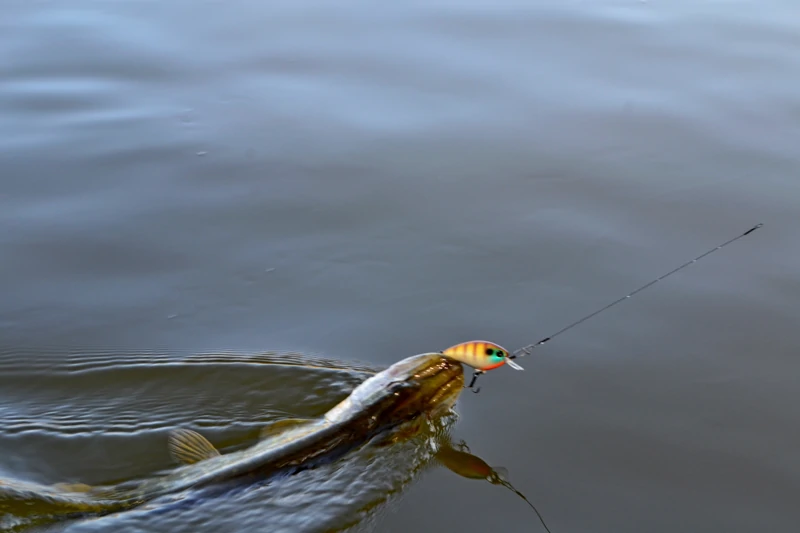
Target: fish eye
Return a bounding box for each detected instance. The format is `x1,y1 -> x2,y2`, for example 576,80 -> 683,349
496,350 -> 505,357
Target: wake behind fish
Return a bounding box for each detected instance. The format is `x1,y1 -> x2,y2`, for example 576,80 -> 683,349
0,349 -> 460,533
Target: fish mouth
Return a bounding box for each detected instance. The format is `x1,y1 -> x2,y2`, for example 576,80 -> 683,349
380,353 -> 465,421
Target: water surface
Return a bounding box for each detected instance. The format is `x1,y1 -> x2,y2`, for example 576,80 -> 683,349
2,1 -> 800,532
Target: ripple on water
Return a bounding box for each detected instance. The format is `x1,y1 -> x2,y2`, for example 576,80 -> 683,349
0,350 -> 380,484
33,414 -> 458,533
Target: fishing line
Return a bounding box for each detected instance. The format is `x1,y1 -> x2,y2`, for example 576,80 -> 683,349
496,478 -> 553,533
510,223 -> 763,359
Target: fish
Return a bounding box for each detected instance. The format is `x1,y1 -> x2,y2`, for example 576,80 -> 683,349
441,340 -> 524,372
0,351 -> 465,529
0,477 -> 115,530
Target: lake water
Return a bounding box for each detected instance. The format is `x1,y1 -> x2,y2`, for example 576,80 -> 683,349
2,1 -> 800,532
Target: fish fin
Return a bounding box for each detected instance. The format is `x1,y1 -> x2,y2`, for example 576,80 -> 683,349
168,428 -> 221,465
259,418 -> 313,440
52,482 -> 93,493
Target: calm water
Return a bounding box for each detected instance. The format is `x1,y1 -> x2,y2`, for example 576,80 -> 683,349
2,1 -> 800,531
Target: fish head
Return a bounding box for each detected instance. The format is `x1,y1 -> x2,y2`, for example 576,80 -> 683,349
324,352 -> 464,431
368,352 -> 465,423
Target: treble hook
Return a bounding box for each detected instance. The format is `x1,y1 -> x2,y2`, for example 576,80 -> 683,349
466,370 -> 483,393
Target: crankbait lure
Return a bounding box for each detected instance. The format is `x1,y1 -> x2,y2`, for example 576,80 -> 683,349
442,340 -> 523,372
441,340 -> 523,393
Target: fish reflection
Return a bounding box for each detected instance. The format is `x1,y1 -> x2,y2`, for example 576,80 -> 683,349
435,438 -> 552,533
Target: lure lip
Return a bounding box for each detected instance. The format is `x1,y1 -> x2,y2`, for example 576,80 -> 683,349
505,358 -> 524,371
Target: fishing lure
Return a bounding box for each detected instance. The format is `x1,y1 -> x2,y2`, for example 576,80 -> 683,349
441,340 -> 523,393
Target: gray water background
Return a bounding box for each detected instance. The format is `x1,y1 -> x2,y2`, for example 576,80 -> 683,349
2,1 -> 800,531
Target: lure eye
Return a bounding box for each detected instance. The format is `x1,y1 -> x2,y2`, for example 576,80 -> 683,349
485,347 -> 505,359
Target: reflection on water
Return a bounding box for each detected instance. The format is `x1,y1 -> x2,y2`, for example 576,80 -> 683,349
435,438 -> 553,533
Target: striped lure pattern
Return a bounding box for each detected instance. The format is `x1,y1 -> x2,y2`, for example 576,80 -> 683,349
441,340 -> 523,371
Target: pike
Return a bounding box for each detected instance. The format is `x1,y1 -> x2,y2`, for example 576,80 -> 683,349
0,351 -> 466,525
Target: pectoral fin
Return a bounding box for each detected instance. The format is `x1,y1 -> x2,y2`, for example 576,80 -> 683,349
259,418 -> 314,440
168,428 -> 221,465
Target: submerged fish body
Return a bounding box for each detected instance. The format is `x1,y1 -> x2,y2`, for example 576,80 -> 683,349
0,352 -> 464,527
0,478 -> 110,523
